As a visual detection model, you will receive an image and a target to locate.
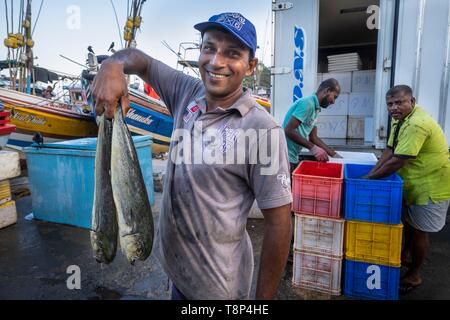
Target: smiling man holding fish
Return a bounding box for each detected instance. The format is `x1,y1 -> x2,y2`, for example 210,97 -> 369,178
92,12 -> 292,300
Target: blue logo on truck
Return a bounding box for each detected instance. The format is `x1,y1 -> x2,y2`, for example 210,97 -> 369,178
293,26 -> 305,102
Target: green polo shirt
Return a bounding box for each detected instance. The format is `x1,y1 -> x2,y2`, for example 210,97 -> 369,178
282,95 -> 321,163
388,105 -> 450,205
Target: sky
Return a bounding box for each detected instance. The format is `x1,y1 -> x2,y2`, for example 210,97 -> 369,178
0,0 -> 273,77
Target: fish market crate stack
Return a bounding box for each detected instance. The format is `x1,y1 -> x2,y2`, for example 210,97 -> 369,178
343,164 -> 404,300
24,136 -> 154,229
292,161 -> 344,295
0,150 -> 21,229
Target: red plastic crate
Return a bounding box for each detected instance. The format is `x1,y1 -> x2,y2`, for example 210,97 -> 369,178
292,161 -> 343,218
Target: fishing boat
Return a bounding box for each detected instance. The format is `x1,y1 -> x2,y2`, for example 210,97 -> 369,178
0,86 -> 97,148
0,108 -> 16,148
125,88 -> 172,154
1,0 -> 172,153
1,0 -> 99,149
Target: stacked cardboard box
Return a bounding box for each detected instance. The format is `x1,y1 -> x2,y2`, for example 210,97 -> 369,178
317,70 -> 376,142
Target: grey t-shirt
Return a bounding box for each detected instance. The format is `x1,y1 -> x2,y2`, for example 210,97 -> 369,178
148,58 -> 292,300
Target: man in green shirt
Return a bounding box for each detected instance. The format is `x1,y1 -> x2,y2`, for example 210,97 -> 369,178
364,85 -> 450,294
283,79 -> 342,174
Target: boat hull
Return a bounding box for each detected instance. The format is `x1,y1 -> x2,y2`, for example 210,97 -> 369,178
0,87 -> 173,154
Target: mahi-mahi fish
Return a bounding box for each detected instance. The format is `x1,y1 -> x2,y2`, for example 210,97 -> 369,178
90,115 -> 118,264
111,107 -> 154,264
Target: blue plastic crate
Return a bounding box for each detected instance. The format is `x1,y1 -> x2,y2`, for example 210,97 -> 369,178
344,164 -> 403,224
24,136 -> 154,229
343,259 -> 400,300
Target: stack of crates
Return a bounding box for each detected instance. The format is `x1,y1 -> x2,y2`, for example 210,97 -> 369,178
291,161 -> 345,295
343,164 -> 404,300
0,150 -> 21,229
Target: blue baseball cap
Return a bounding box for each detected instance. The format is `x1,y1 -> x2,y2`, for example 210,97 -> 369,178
194,12 -> 257,57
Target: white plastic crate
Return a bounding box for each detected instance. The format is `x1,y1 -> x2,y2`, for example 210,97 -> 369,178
294,214 -> 345,257
292,250 -> 342,296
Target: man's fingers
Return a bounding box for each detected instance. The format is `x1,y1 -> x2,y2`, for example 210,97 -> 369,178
104,102 -> 117,119
94,100 -> 104,117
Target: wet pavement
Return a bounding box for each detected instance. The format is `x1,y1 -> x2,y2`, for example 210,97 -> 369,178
1,191 -> 449,300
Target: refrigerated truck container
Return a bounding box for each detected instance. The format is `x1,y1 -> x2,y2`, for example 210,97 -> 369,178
271,0 -> 450,149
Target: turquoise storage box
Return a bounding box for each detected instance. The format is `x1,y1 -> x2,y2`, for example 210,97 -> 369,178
24,136 -> 154,229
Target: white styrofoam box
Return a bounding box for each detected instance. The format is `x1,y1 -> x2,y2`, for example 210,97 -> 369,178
316,116 -> 347,139
352,70 -> 376,92
320,93 -> 349,116
0,200 -> 17,229
322,72 -> 352,93
348,116 -> 365,139
0,151 -> 21,180
293,250 -> 342,296
348,92 -> 375,116
328,151 -> 378,165
364,117 -> 374,143
294,215 -> 345,257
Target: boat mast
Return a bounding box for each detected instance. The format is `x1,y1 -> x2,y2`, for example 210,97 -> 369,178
23,0 -> 34,95
123,0 -> 145,49
123,0 -> 145,85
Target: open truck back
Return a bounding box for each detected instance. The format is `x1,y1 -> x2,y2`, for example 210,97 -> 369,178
271,0 -> 450,149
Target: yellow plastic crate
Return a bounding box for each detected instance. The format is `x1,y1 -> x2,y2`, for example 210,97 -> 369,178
345,220 -> 403,267
0,180 -> 11,205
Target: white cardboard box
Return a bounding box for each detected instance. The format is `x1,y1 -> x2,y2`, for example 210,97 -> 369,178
322,72 -> 352,93
347,116 -> 365,139
320,93 -> 349,116
0,200 -> 17,229
352,70 -> 376,92
364,117 -> 374,143
349,92 -> 375,116
0,151 -> 21,181
316,116 -> 348,139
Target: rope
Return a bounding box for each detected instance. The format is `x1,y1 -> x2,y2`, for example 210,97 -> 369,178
32,0 -> 44,37
4,0 -> 9,35
10,0 -> 13,36
18,0 -> 23,33
110,0 -> 124,49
